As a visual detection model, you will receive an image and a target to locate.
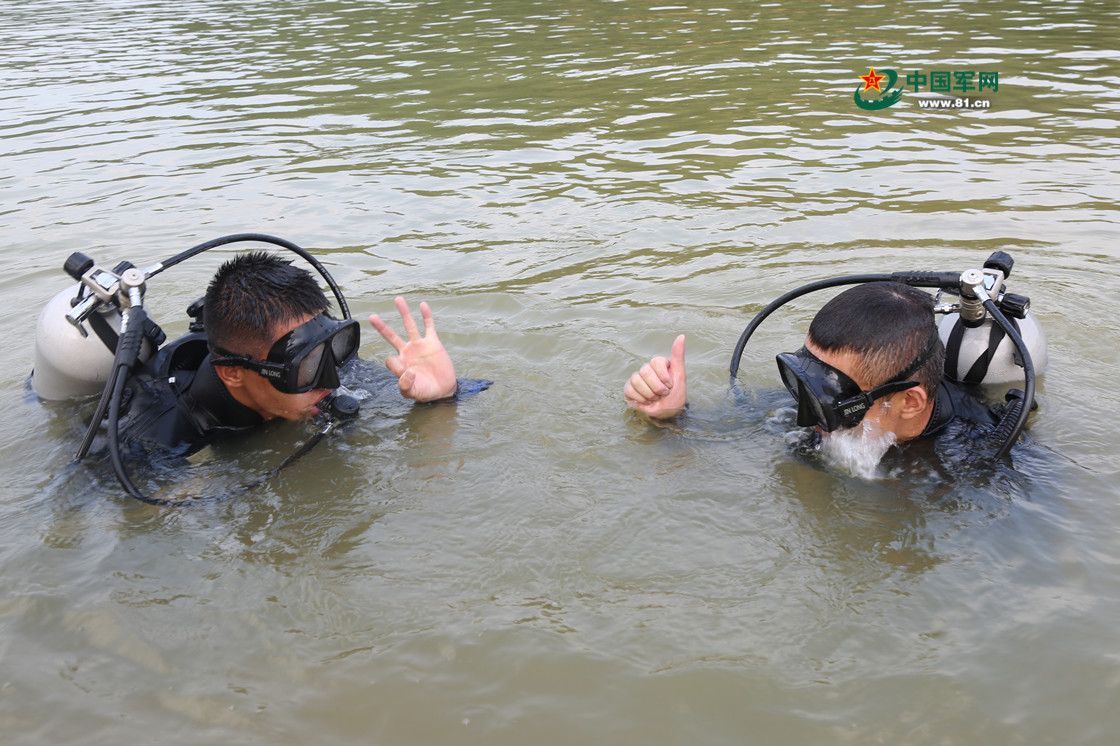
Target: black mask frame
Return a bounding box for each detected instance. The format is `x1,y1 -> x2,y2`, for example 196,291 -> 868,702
212,313 -> 360,394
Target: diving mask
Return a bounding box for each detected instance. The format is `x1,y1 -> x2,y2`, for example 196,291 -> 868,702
212,313 -> 360,393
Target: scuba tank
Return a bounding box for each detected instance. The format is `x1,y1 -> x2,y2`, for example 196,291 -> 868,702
935,253 -> 1048,386
32,256 -> 162,400
31,234 -> 359,506
729,251 -> 1046,460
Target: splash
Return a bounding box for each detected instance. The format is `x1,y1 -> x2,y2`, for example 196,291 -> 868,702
333,384 -> 370,402
817,422 -> 898,480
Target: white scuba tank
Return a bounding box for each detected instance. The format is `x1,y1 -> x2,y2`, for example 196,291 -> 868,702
32,283 -> 156,400
938,310 -> 1048,386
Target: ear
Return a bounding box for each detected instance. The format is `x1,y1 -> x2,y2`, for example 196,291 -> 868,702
896,385 -> 930,420
213,364 -> 246,390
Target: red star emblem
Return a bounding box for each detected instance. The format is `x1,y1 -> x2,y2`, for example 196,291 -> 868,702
860,67 -> 886,92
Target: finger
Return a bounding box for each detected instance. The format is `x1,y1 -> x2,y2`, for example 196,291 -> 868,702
623,381 -> 649,404
627,370 -> 657,401
624,396 -> 650,412
394,296 -> 422,341
624,393 -> 662,416
384,355 -> 406,377
369,314 -> 405,352
648,356 -> 673,388
640,360 -> 672,394
419,301 -> 438,339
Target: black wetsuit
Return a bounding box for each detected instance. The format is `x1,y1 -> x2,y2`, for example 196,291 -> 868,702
918,378 -> 1001,438
114,332 -> 263,460
885,377 -> 1019,476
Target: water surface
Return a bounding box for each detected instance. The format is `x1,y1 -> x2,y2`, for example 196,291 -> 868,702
2,1 -> 1119,743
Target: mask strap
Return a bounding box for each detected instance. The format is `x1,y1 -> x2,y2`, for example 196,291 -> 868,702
861,379 -> 920,402
882,327 -> 940,384
848,327 -> 939,408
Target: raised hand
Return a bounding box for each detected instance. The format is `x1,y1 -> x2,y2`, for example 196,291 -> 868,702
369,297 -> 457,402
623,334 -> 687,420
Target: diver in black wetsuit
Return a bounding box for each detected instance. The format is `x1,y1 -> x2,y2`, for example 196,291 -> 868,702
112,251 -> 468,459
624,282 -> 1001,449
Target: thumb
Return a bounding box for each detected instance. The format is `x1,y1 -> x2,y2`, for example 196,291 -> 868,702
670,334 -> 686,376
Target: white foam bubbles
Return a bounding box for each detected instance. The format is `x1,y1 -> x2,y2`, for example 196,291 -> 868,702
817,421 -> 898,480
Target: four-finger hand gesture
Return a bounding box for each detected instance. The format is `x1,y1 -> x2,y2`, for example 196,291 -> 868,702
623,334 -> 687,420
369,297 -> 457,402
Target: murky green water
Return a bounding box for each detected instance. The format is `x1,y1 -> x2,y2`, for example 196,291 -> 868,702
3,0 -> 1120,743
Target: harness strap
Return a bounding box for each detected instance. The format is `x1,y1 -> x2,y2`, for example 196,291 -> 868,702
86,310 -> 120,354
946,316 -> 1021,384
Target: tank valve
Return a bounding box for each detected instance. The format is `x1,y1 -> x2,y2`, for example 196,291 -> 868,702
958,268 -> 987,327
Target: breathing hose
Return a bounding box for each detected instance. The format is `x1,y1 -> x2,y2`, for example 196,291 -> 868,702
979,297 -> 1035,460
76,301 -> 147,461
105,304 -> 156,502
730,274 -> 891,378
145,233 -> 351,320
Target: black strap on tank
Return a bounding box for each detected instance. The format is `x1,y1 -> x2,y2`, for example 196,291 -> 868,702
963,322 -> 1007,383
86,310 -> 120,354
944,319 -> 965,381
945,316 -> 1021,384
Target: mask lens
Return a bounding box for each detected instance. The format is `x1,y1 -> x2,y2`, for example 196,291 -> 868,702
296,342 -> 328,390
778,352 -> 828,429
264,315 -> 360,393
330,322 -> 359,363
293,322 -> 359,391
803,386 -> 833,430
776,349 -> 867,432
778,358 -> 802,399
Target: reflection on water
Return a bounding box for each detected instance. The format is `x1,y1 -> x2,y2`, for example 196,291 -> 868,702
2,0 -> 1120,743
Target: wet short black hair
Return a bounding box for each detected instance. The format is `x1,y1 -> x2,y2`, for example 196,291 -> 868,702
204,251 -> 329,356
807,282 -> 945,396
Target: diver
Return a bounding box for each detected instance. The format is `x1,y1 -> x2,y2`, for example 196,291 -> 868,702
31,234 -> 488,504
624,257 -> 1045,463
112,250 -> 466,458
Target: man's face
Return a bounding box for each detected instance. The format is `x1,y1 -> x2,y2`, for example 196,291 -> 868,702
230,313 -> 334,421
803,337 -> 906,439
